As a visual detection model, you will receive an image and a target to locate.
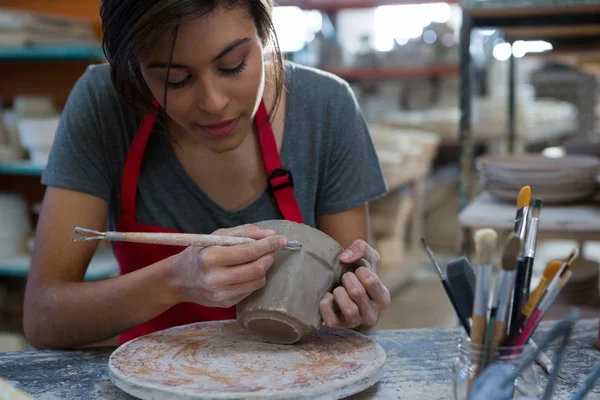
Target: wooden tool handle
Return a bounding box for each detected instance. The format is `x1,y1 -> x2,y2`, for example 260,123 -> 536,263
122,232 -> 255,247
470,314 -> 487,345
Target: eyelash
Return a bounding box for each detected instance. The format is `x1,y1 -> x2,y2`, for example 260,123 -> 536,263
166,58 -> 248,90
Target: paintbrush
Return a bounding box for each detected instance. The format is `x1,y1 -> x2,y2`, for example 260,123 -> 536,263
513,186 -> 531,241
515,260 -> 564,330
447,255 -> 557,377
505,248 -> 578,345
470,228 -> 498,379
484,233 -> 521,366
522,199 -> 543,302
513,268 -> 573,347
508,186 -> 531,335
72,227 -> 303,251
475,308 -> 580,400
446,257 -> 476,325
421,238 -> 471,335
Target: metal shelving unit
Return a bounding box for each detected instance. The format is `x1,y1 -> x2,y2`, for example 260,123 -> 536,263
457,0 -> 600,224
276,0 -> 457,9
0,44 -> 105,62
0,162 -> 44,176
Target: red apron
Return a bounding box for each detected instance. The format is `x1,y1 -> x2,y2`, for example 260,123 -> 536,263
113,99 -> 304,344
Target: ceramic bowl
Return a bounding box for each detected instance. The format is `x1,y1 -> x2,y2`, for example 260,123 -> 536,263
236,220 -> 373,345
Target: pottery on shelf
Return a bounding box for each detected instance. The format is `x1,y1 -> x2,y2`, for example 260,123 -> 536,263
477,154 -> 600,205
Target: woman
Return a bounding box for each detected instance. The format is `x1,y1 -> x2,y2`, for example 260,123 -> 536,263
23,0 -> 391,349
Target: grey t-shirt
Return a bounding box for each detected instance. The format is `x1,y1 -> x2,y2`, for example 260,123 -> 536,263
41,61 -> 388,233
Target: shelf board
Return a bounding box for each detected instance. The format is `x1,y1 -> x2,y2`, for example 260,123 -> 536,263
0,162 -> 44,176
276,0 -> 457,10
461,0 -> 600,18
325,64 -> 458,80
0,45 -> 105,61
0,250 -> 119,281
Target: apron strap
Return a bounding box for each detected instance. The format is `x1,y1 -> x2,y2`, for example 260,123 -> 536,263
255,101 -> 304,223
120,99 -> 160,218
121,99 -> 303,223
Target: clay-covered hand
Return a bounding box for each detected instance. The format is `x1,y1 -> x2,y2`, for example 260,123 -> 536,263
319,239 -> 391,329
171,224 -> 289,308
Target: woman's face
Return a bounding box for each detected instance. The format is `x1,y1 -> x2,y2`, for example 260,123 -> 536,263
140,6 -> 265,154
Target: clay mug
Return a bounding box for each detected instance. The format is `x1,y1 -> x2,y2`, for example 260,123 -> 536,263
236,219 -> 374,345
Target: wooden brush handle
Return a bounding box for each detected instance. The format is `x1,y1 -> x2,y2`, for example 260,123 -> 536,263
488,320 -> 507,363
118,232 -> 255,247
470,314 -> 487,345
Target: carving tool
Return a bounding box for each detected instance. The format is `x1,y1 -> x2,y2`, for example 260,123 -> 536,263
421,238 -> 471,334
484,234 -> 521,366
508,186 -> 531,335
72,227 -> 303,251
470,228 -> 497,380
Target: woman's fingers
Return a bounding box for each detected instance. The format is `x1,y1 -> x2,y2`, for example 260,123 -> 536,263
204,253 -> 276,288
342,272 -> 377,326
339,239 -> 380,269
319,293 -> 343,328
355,267 -> 390,311
201,235 -> 288,268
332,286 -> 362,328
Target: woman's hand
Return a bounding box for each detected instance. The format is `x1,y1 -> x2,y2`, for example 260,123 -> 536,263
171,224 -> 289,308
319,239 -> 391,329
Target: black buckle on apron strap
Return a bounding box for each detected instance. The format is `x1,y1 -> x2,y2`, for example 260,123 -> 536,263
267,168 -> 294,193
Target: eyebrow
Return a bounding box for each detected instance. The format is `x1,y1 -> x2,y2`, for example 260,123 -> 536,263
147,37 -> 251,69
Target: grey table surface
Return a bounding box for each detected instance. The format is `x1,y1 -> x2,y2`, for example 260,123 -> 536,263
1,319 -> 600,399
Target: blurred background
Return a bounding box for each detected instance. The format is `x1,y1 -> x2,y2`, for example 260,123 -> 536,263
0,0 -> 599,351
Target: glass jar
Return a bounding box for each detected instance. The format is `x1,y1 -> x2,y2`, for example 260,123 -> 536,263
452,333 -> 541,400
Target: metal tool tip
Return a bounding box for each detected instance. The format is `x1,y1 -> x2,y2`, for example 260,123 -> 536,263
287,241 -> 302,251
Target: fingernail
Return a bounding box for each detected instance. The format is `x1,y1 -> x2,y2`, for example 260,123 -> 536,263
279,237 -> 288,247
341,249 -> 353,260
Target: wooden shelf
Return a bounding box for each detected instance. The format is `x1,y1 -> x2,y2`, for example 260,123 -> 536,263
276,0 -> 457,10
0,45 -> 105,62
0,162 -> 44,176
325,65 -> 458,80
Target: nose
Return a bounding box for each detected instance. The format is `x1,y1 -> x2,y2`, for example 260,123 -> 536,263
196,77 -> 229,115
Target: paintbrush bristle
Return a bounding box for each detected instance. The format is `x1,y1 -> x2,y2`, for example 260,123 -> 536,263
543,260 -> 563,279
517,186 -> 531,209
501,233 -> 521,271
474,228 -> 498,266
532,199 -> 543,218
566,248 -> 579,265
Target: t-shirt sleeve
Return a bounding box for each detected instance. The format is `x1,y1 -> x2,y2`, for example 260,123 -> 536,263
41,65 -> 113,202
316,80 -> 388,216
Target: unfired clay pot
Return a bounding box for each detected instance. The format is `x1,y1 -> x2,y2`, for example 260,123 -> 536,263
236,220 -> 373,345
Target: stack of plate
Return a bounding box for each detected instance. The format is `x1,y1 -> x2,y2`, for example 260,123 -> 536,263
477,154 -> 600,204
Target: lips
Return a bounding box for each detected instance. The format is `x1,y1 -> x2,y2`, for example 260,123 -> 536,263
199,118 -> 240,137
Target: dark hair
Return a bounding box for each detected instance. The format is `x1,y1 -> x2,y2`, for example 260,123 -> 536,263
100,0 -> 285,126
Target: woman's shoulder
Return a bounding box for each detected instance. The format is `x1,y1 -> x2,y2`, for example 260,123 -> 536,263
285,61 -> 356,107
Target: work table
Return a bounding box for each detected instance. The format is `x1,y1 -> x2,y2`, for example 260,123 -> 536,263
1,319 -> 599,399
